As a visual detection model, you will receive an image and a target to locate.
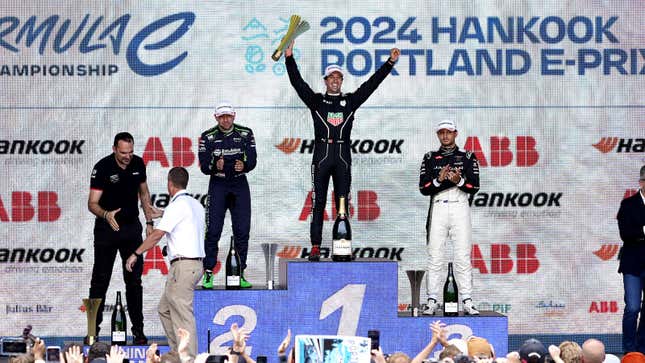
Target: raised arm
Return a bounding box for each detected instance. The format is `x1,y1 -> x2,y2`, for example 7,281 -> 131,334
285,41 -> 317,108
349,48 -> 399,108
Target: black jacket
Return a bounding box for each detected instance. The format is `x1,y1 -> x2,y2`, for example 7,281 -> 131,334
618,191 -> 645,274
285,55 -> 394,164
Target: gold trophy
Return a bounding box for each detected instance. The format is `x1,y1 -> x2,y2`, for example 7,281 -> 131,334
271,15 -> 310,61
82,298 -> 102,345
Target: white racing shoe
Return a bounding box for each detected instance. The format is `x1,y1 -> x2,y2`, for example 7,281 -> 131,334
422,298 -> 441,315
462,298 -> 480,315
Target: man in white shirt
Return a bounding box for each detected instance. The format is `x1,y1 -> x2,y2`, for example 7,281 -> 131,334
126,167 -> 205,358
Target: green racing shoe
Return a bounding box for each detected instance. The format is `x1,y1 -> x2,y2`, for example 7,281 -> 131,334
202,270 -> 214,289
240,275 -> 252,288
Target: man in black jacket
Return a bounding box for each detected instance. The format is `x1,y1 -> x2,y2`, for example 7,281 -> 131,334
285,41 -> 400,261
618,165 -> 645,353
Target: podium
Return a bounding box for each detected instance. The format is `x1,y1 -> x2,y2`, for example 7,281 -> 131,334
194,259 -> 507,356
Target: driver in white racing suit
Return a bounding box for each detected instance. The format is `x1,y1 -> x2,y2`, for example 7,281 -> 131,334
419,119 -> 480,315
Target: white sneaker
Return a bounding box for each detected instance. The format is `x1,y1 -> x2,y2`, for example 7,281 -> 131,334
422,298 -> 441,315
462,298 -> 480,315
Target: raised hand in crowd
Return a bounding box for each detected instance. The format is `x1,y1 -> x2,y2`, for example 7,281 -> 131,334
549,345 -> 564,363
229,322 -> 254,363
106,345 -> 126,363
412,320 -> 446,363
506,351 -> 521,363
177,328 -> 192,363
278,328 -> 292,356
146,343 -> 161,363
64,345 -> 84,363
33,338 -> 46,362
371,347 -> 388,363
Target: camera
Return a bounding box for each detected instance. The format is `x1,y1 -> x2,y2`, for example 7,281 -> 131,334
367,330 -> 380,350
0,338 -> 28,356
206,355 -> 228,363
46,346 -> 61,362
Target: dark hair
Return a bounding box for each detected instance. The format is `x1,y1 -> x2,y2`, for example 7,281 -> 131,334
168,167 -> 189,189
87,342 -> 110,362
113,132 -> 134,147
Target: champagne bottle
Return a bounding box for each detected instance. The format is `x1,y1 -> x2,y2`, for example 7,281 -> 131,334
332,196 -> 352,262
443,262 -> 459,316
225,236 -> 242,290
111,291 -> 127,345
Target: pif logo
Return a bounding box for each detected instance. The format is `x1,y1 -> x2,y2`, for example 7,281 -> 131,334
464,136 -> 539,167
593,138 -> 645,153
0,192 -> 61,222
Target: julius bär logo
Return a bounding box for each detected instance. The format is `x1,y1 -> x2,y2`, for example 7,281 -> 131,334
275,138 -> 404,155
593,244 -> 620,261
593,138 -> 644,153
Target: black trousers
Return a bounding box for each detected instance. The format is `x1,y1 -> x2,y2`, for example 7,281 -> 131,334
89,220 -> 144,333
310,158 -> 351,245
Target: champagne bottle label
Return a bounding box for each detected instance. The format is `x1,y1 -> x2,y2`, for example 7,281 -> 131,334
444,302 -> 458,313
227,276 -> 240,286
332,238 -> 352,256
111,331 -> 126,342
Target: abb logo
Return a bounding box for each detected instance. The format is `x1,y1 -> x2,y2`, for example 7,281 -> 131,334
299,190 -> 380,221
471,243 -> 539,274
464,136 -> 539,167
0,192 -> 61,222
593,244 -> 620,261
589,301 -> 619,313
142,137 -> 197,167
593,138 -> 644,153
141,245 -> 221,276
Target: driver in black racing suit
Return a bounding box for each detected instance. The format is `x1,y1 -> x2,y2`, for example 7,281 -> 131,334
285,41 -> 400,261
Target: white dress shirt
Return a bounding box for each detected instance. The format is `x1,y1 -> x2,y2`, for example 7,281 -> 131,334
156,190 -> 205,260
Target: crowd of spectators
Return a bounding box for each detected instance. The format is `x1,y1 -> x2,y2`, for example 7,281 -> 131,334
7,321 -> 635,363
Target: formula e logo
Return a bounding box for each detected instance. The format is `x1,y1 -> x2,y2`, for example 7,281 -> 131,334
0,12 -> 195,77
593,244 -> 620,261
593,137 -> 645,153
327,112 -> 344,126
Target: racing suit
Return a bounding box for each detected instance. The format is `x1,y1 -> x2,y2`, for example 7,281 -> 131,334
198,124 -> 257,271
285,55 -> 394,246
419,145 -> 480,302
